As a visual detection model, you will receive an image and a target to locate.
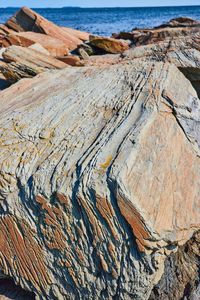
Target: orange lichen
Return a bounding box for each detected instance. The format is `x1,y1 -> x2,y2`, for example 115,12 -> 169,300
100,156 -> 112,169
96,156 -> 113,176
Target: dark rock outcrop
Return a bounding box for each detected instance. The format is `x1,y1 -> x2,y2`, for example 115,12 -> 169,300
149,230 -> 200,300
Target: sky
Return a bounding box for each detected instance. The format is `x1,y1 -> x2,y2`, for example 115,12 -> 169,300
0,0 -> 200,8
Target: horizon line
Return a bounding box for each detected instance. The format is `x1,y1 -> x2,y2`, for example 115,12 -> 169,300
1,4 -> 200,9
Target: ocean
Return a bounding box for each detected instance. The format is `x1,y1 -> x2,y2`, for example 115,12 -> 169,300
0,6 -> 200,36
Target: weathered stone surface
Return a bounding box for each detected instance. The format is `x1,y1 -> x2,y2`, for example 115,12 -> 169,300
122,35 -> 200,98
1,32 -> 69,56
6,6 -> 83,51
0,62 -> 44,83
0,24 -> 14,34
155,16 -> 200,28
28,43 -> 50,56
61,27 -> 90,41
149,230 -> 200,300
112,17 -> 200,47
84,53 -> 121,66
56,55 -> 84,66
0,59 -> 200,299
78,43 -> 95,56
78,47 -> 90,60
90,35 -> 130,54
2,45 -> 67,70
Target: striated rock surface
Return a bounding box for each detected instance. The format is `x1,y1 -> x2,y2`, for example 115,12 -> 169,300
0,62 -> 45,83
0,59 -> 200,299
6,6 -> 83,51
149,230 -> 200,300
0,46 -> 67,83
155,16 -> 200,28
28,43 -> 50,56
2,32 -> 69,56
61,27 -> 90,42
2,45 -> 67,70
113,17 -> 200,47
56,55 -> 84,66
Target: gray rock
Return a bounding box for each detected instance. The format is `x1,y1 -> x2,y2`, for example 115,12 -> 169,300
0,60 -> 200,299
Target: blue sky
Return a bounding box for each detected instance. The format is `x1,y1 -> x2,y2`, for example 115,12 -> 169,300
0,0 -> 200,8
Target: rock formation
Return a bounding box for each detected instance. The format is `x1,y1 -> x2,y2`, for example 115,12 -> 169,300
89,35 -> 130,54
0,7 -> 200,300
5,6 -> 83,51
0,46 -> 67,82
1,32 -> 69,56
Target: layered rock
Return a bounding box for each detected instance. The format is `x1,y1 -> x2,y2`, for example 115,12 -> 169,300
155,16 -> 200,28
113,17 -> 200,46
6,6 -> 83,51
0,59 -> 200,299
2,32 -> 69,56
2,45 -> 67,69
0,62 -> 45,83
0,45 -> 67,82
61,27 -> 90,42
149,230 -> 200,299
56,55 -> 84,66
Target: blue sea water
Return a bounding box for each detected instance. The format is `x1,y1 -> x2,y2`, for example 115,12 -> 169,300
0,6 -> 200,36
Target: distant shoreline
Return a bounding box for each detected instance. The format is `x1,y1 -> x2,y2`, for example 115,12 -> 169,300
1,5 -> 200,9
1,5 -> 200,37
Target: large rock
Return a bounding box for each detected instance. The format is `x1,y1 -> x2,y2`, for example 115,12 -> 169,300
6,6 -> 83,51
1,45 -> 67,83
122,34 -> 200,98
2,45 -> 67,70
155,16 -> 200,28
90,35 -> 130,54
0,62 -> 45,83
113,17 -> 200,46
0,59 -> 200,299
2,32 -> 69,56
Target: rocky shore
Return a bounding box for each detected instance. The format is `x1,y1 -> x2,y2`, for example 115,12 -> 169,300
0,7 -> 200,300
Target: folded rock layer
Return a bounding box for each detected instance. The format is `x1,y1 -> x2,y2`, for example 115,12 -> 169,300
0,59 -> 200,299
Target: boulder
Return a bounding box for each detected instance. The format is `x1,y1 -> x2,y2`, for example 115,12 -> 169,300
1,32 -> 69,56
0,59 -> 200,299
89,35 -> 130,54
112,17 -> 200,47
2,45 -> 67,70
6,6 -> 83,51
0,62 -> 45,83
155,16 -> 200,28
